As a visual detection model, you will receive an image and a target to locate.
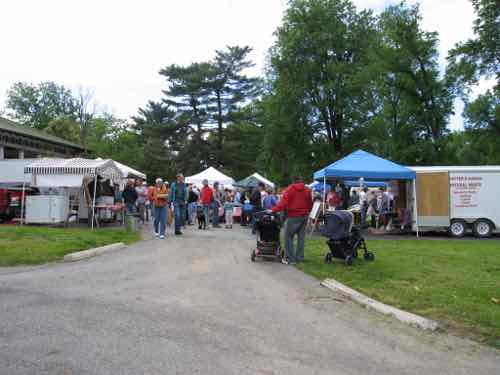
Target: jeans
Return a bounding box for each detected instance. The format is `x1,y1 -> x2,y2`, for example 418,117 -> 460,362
145,203 -> 151,221
225,209 -> 233,226
203,204 -> 210,227
360,202 -> 368,226
284,216 -> 308,263
211,201 -> 220,226
174,201 -> 186,233
154,206 -> 167,236
137,203 -> 146,223
187,202 -> 197,224
125,203 -> 137,215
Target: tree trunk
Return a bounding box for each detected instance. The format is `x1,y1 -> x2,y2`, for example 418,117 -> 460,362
216,90 -> 223,162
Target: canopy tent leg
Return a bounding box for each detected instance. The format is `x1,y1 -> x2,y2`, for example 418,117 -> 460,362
20,181 -> 26,225
413,179 -> 419,238
322,176 -> 326,215
91,176 -> 97,229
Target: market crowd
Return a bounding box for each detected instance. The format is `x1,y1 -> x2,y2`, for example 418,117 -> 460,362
120,173 -> 395,265
120,174 -> 315,265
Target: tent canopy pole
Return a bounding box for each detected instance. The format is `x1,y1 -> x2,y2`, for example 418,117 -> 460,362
413,179 -> 419,238
20,181 -> 26,225
322,176 -> 326,215
91,175 -> 97,229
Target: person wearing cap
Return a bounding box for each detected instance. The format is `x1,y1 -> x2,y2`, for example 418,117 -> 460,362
151,178 -> 169,239
169,173 -> 188,235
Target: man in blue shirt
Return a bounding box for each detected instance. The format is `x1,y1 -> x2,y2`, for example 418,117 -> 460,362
169,173 -> 188,235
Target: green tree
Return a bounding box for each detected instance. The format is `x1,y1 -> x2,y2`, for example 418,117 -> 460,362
447,0 -> 499,91
86,115 -> 144,172
133,101 -> 186,181
5,81 -> 77,130
447,0 -> 499,164
45,117 -> 80,143
370,2 -> 455,164
206,46 -> 260,164
269,0 -> 377,157
159,63 -> 213,170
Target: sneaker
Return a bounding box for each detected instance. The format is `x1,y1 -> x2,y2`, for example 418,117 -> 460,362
175,231 -> 183,235
159,235 -> 165,239
155,232 -> 159,237
281,258 -> 290,265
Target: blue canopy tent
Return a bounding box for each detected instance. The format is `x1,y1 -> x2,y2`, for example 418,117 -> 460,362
313,150 -> 418,236
314,150 -> 416,181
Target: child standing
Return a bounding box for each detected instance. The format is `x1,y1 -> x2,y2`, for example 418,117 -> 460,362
224,191 -> 235,229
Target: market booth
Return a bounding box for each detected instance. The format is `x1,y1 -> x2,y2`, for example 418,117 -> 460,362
235,172 -> 275,190
23,158 -> 123,228
185,167 -> 235,189
314,150 -> 417,234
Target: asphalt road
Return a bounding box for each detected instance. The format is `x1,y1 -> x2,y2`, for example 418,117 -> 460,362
1,225 -> 499,375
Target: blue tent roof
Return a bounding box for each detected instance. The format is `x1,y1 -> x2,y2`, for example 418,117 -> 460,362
314,150 -> 416,181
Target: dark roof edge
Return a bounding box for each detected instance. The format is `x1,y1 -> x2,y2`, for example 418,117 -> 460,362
0,116 -> 86,151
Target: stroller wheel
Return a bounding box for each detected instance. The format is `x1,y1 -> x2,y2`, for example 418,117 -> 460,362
345,255 -> 354,266
251,250 -> 256,262
324,253 -> 333,264
364,252 -> 375,261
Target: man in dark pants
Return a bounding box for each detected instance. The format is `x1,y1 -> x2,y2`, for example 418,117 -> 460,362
269,176 -> 313,265
169,173 -> 188,235
250,182 -> 265,234
122,179 -> 138,215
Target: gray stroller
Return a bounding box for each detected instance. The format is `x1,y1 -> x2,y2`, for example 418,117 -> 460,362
321,211 -> 375,265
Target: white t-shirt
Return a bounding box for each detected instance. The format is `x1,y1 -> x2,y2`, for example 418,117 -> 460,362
359,190 -> 367,204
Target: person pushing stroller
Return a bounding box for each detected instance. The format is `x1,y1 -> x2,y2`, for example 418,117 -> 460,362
267,176 -> 313,265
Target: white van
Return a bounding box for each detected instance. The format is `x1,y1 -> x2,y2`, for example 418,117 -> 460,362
410,166 -> 500,238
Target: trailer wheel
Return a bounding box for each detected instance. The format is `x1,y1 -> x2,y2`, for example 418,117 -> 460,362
450,220 -> 467,238
473,219 -> 493,238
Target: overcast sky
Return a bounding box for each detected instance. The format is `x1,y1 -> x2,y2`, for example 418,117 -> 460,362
0,0 -> 485,130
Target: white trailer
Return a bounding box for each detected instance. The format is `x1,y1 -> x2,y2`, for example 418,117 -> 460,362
410,166 -> 500,238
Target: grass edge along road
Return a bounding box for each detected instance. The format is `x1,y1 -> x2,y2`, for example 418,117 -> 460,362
0,226 -> 140,267
297,238 -> 500,349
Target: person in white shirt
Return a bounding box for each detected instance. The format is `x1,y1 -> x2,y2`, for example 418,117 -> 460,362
359,187 -> 368,227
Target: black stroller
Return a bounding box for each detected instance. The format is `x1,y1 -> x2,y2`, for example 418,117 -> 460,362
321,211 -> 374,265
251,211 -> 283,262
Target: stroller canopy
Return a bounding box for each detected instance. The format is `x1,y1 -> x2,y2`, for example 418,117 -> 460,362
322,211 -> 354,240
314,150 -> 416,181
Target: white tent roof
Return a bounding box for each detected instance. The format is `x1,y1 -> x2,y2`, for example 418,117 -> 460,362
185,167 -> 235,187
96,158 -> 146,180
114,160 -> 146,180
251,172 -> 275,188
24,158 -> 122,187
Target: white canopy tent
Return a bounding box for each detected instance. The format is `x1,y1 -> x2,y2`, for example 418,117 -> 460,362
251,173 -> 275,188
185,167 -> 235,188
23,158 -> 123,228
95,158 -> 146,180
25,158 -> 122,187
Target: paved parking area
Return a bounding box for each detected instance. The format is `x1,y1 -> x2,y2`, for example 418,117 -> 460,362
1,225 -> 498,374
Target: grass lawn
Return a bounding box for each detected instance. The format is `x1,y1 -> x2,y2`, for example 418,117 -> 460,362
0,226 -> 140,267
298,237 -> 500,348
